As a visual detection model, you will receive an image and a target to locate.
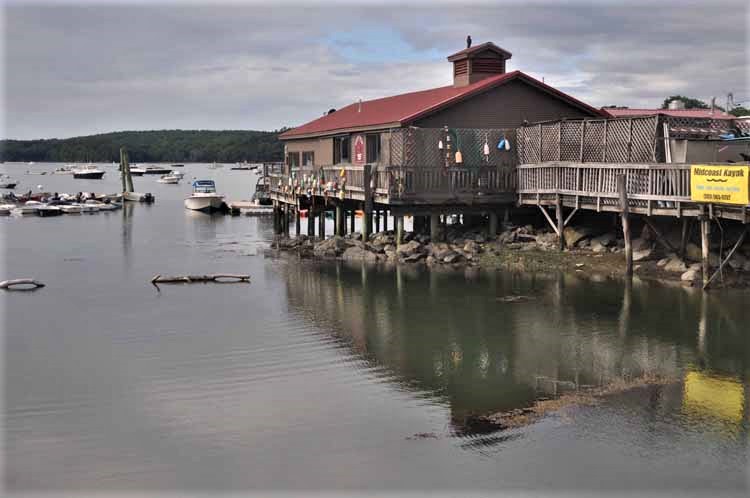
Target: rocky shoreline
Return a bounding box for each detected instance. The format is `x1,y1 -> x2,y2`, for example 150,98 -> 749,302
271,220 -> 750,288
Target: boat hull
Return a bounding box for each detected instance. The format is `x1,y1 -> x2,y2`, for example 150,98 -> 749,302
73,172 -> 105,179
123,192 -> 155,203
184,195 -> 225,212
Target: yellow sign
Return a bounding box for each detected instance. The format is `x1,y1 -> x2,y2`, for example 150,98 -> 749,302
690,165 -> 749,205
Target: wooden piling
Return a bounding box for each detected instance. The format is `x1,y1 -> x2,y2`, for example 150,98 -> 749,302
307,208 -> 315,237
349,209 -> 355,234
375,210 -> 381,233
335,205 -> 343,236
295,207 -> 301,236
556,196 -> 565,250
430,213 -> 440,242
383,210 -> 389,232
679,218 -> 690,260
488,211 -> 498,238
319,209 -> 326,239
701,216 -> 711,288
396,215 -> 404,248
617,175 -> 633,277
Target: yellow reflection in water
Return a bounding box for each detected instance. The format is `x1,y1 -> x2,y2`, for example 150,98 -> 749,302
683,371 -> 744,424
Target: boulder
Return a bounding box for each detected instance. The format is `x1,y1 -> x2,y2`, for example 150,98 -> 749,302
591,240 -> 608,253
396,240 -> 423,257
403,252 -> 426,263
632,237 -> 652,251
633,247 -> 654,262
443,252 -> 464,264
463,240 -> 481,253
657,257 -> 669,267
681,269 -> 700,282
313,236 -> 348,258
592,233 -> 615,247
563,226 -> 592,247
663,256 -> 688,273
342,246 -> 378,262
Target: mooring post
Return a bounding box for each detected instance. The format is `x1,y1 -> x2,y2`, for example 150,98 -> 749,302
680,218 -> 690,260
396,215 -> 404,248
335,204 -> 343,237
430,212 -> 441,242
556,196 -> 565,250
701,215 -> 711,288
488,211 -> 498,239
617,175 -> 633,277
307,209 -> 315,237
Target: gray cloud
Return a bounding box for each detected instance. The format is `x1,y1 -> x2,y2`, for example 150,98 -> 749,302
4,1 -> 748,139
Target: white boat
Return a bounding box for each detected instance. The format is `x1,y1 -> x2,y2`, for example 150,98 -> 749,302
80,203 -> 100,213
184,180 -> 224,212
59,204 -> 83,214
36,205 -> 63,217
12,200 -> 43,216
72,164 -> 105,179
0,204 -> 15,215
157,173 -> 180,184
129,166 -> 146,176
169,170 -> 184,179
85,199 -> 120,211
122,191 -> 155,203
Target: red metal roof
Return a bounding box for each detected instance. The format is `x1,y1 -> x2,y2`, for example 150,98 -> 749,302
604,108 -> 734,120
280,71 -> 605,139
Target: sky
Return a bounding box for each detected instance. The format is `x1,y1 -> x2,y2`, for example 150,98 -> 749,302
2,0 -> 748,140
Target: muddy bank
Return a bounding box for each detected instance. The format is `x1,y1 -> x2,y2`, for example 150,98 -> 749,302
269,220 -> 750,288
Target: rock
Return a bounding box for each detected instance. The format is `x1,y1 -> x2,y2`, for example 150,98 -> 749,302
396,240 -> 423,257
416,234 -> 431,245
681,269 -> 700,282
633,247 -> 654,262
443,252 -> 464,264
592,233 -> 615,247
366,242 -> 385,254
657,257 -> 669,267
342,246 -> 378,262
664,256 -> 688,273
313,236 -> 348,258
591,240 -> 607,253
403,252 -> 426,263
426,255 -> 437,265
563,226 -> 592,247
463,240 -> 480,253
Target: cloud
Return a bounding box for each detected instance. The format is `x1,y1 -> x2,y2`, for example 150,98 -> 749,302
3,1 -> 748,139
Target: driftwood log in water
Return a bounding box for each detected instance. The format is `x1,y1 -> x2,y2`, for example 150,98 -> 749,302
150,274 -> 250,285
0,278 -> 45,290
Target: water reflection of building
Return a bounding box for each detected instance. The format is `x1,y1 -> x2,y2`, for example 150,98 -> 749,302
280,261 -> 749,432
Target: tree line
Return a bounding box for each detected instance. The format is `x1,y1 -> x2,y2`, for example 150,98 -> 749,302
0,129 -> 287,163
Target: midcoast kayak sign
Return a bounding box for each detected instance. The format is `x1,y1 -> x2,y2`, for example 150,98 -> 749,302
690,165 -> 750,205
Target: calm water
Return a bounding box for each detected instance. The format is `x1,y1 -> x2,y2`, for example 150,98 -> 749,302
2,163 -> 749,495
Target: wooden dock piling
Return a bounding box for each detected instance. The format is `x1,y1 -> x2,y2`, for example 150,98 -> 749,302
617,175 -> 633,277
701,215 -> 711,288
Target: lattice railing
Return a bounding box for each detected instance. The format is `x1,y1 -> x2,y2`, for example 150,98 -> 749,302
518,116 -> 660,165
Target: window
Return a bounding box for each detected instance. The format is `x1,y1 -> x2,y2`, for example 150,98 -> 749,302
302,151 -> 314,167
333,136 -> 350,164
366,134 -> 381,163
286,151 -> 300,168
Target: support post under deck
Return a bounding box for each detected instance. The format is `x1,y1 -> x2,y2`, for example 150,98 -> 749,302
618,175 -> 633,277
488,211 -> 498,239
396,215 -> 404,248
556,196 -> 565,251
701,216 -> 711,288
335,205 -> 343,237
430,213 -> 441,242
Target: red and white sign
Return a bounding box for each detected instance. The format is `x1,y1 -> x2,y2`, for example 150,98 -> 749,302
353,135 -> 365,164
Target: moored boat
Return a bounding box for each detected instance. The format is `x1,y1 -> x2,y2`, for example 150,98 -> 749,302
59,204 -> 83,214
36,205 -> 63,217
129,167 -> 146,176
12,200 -> 43,216
72,164 -> 106,179
157,173 -> 181,184
0,204 -> 15,215
122,191 -> 155,203
144,165 -> 173,175
184,180 -> 224,212
0,175 -> 18,189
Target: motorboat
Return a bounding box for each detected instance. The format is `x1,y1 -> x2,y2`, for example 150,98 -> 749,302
36,205 -> 63,217
157,173 -> 181,184
59,204 -> 83,214
0,204 -> 15,215
123,191 -> 155,203
251,177 -> 272,205
184,180 -> 224,212
72,164 -> 105,179
169,170 -> 184,179
129,166 -> 146,176
170,164 -> 185,168
80,203 -> 100,213
85,199 -> 120,211
144,165 -> 173,175
0,175 -> 17,189
12,200 -> 43,216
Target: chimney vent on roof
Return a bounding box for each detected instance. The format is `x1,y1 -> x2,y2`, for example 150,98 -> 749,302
668,99 -> 685,110
447,41 -> 512,87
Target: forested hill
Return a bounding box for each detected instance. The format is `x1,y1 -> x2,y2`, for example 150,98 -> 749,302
0,129 -> 286,163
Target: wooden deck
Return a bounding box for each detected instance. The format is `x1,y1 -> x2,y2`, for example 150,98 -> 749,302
517,162 -> 750,222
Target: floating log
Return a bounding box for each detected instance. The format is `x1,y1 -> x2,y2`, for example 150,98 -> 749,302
0,278 -> 45,290
150,274 -> 250,285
